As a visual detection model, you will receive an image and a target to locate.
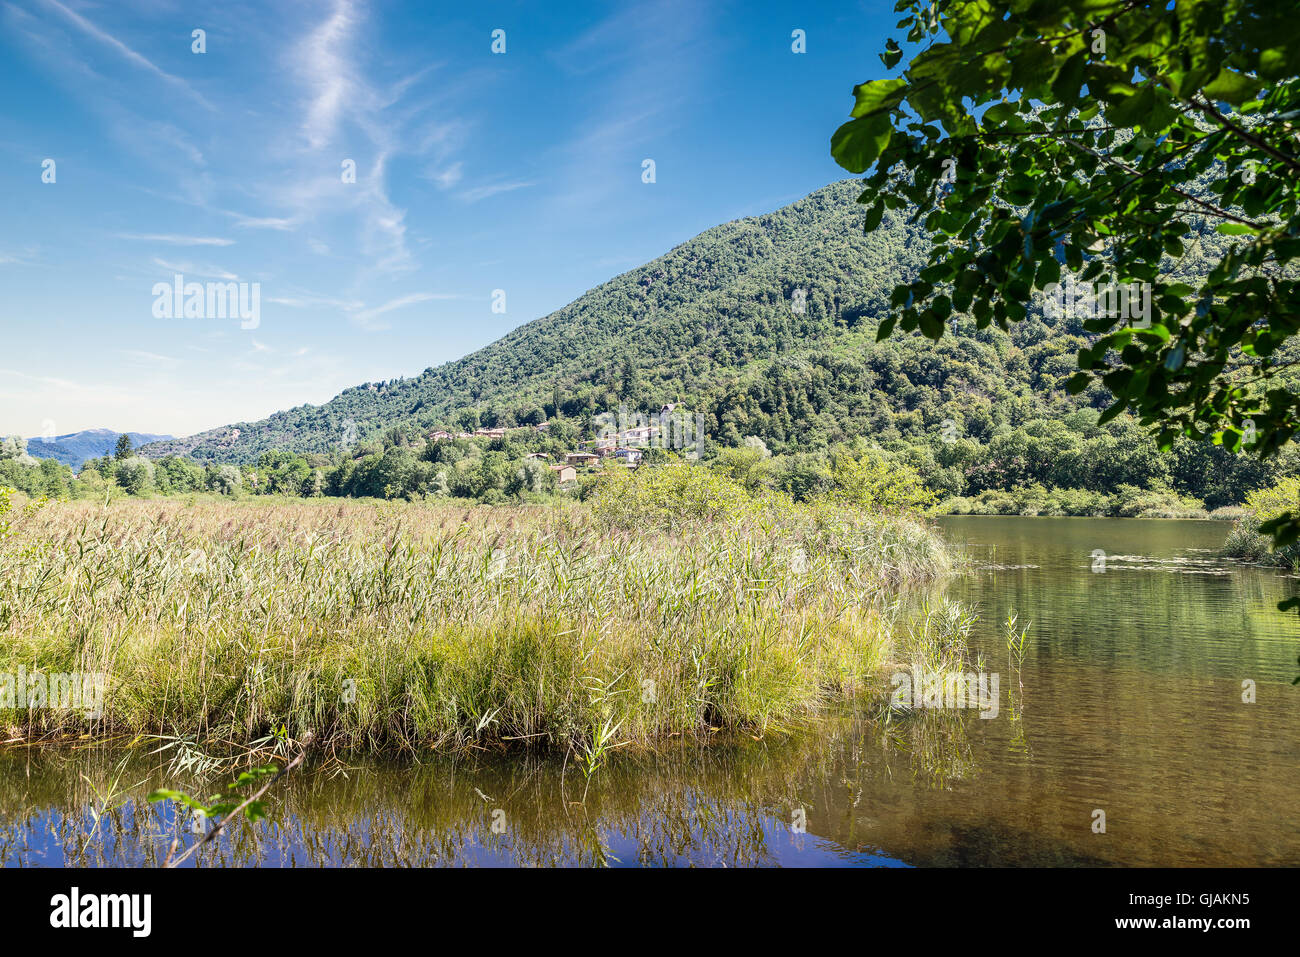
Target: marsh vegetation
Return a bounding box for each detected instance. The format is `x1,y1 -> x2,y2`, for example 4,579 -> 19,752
0,468 -> 959,761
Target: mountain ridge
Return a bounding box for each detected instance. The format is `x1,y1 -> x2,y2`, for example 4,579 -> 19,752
29,429 -> 173,469
138,178 -> 1114,464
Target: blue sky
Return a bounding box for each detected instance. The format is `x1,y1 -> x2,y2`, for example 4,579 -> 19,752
1,0 -> 895,438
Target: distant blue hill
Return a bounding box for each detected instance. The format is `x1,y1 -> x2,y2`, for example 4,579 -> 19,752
25,429 -> 174,469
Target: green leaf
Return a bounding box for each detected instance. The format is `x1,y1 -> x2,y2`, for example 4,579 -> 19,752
879,39 -> 903,71
863,202 -> 884,232
1051,52 -> 1087,107
831,114 -> 893,173
919,311 -> 945,339
1202,69 -> 1261,105
1065,373 -> 1091,395
849,78 -> 907,119
1097,402 -> 1125,426
1107,85 -> 1154,128
1260,512 -> 1300,547
147,789 -> 210,814
983,101 -> 1019,126
1010,41 -> 1053,90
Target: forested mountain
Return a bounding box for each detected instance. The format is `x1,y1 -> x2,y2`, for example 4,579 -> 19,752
138,178 -> 1271,497
138,179 -> 951,460
27,429 -> 172,469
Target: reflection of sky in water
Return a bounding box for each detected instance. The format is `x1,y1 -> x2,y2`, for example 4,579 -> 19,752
3,519 -> 1297,868
3,784 -> 909,868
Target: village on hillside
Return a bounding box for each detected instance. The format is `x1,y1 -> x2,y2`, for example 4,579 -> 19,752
427,403 -> 681,486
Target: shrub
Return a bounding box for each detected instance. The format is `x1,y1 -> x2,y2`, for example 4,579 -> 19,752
1243,475 -> 1300,525
1223,477 -> 1300,567
113,457 -> 155,495
1222,515 -> 1277,564
823,447 -> 936,513
212,464 -> 243,495
590,461 -> 772,530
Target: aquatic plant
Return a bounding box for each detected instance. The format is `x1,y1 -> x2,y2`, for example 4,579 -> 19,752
0,496 -> 955,757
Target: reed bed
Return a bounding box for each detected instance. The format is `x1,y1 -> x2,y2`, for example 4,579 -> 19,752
0,495 -> 956,756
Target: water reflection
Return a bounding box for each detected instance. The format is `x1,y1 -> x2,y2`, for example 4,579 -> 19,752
0,733 -> 913,867
2,518 -> 1297,867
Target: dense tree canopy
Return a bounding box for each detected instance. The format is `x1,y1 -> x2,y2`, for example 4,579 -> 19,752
833,0 -> 1300,550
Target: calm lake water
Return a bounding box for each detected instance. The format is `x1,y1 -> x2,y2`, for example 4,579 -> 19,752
3,516 -> 1297,867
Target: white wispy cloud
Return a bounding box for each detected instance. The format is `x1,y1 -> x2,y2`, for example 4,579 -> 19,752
229,214 -> 297,231
152,258 -> 238,281
277,0 -> 474,277
0,368 -> 84,391
459,179 -> 535,203
356,151 -> 413,274
8,0 -> 502,437
295,0 -> 359,150
428,161 -> 464,189
544,0 -> 710,211
119,349 -> 177,365
143,121 -> 206,166
37,0 -> 215,111
352,292 -> 457,330
417,120 -> 468,159
121,234 -> 235,247
267,295 -> 364,311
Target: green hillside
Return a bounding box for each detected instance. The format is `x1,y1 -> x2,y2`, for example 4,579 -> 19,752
140,179 -> 974,460
128,178 -> 1298,512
